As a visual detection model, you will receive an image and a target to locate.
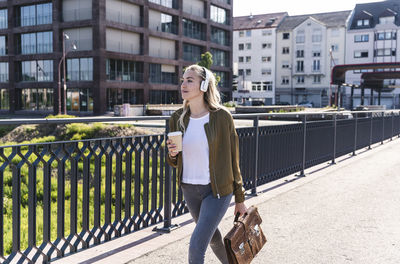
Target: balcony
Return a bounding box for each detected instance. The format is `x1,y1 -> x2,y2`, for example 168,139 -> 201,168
106,9 -> 142,27
63,8 -> 92,22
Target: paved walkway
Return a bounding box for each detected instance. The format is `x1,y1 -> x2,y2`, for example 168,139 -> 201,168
54,137 -> 400,264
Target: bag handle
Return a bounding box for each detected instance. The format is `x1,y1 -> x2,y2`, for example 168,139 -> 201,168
234,212 -> 248,223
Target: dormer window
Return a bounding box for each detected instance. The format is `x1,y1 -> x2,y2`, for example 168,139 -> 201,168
357,19 -> 370,27
379,16 -> 395,24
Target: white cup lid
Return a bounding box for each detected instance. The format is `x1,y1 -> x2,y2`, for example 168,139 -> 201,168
168,131 -> 182,136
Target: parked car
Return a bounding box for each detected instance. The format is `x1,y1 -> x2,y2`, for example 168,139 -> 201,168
297,101 -> 314,108
251,101 -> 265,106
275,102 -> 290,105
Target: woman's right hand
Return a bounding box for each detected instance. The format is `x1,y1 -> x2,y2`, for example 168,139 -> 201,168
166,139 -> 178,157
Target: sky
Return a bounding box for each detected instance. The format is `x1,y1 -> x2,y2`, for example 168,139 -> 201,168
233,0 -> 385,17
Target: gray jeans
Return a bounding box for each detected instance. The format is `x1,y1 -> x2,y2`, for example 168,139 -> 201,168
181,183 -> 232,264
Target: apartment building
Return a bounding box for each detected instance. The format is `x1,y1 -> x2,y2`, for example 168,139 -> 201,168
275,11 -> 351,107
232,12 -> 287,105
0,0 -> 233,115
345,0 -> 400,109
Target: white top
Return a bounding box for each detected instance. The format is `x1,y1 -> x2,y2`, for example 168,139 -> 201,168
182,113 -> 210,185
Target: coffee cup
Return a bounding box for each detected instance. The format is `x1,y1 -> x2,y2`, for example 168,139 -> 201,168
167,131 -> 183,153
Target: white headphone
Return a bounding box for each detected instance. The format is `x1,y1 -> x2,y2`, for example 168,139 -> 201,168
200,67 -> 211,92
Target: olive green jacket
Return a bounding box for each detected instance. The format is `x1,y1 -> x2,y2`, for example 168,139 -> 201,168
166,107 -> 245,203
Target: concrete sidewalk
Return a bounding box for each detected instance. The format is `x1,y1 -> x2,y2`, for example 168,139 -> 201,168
54,137 -> 400,264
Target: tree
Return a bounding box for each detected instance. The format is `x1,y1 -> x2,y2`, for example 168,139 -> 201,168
197,51 -> 221,85
197,51 -> 213,69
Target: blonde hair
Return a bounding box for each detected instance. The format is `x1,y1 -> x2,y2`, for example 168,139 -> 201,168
178,64 -> 222,131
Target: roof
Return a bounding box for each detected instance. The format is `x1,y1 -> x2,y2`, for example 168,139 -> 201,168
277,10 -> 352,31
349,0 -> 400,29
233,12 -> 288,30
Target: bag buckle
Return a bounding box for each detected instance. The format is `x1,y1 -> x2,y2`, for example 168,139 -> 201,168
239,242 -> 245,255
253,224 -> 260,236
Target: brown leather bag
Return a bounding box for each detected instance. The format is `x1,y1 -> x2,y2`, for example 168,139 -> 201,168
224,206 -> 267,264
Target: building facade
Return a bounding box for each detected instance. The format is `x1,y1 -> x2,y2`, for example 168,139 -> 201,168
0,0 -> 233,115
275,11 -> 350,107
232,13 -> 287,105
345,0 -> 400,109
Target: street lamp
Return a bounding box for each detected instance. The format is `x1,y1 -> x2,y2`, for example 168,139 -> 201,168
58,33 -> 77,115
289,64 -> 293,105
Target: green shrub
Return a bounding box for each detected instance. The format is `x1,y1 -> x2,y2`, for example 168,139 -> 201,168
223,101 -> 237,108
66,123 -> 105,140
46,114 -> 76,119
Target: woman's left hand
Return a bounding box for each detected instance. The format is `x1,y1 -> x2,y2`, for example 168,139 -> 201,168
234,202 -> 247,217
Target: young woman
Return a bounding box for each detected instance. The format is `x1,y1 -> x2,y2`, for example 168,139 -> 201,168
166,64 -> 247,264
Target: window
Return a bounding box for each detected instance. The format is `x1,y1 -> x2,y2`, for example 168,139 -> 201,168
282,61 -> 289,68
239,31 -> 244,37
379,16 -> 395,24
313,51 -> 321,57
0,9 -> 7,29
183,19 -> 205,40
246,43 -> 251,49
375,48 -> 396,57
20,88 -> 53,111
18,31 -> 53,54
238,69 -> 243,76
261,56 -> 271,62
215,71 -> 228,88
245,56 -> 251,63
18,60 -> 53,82
357,19 -> 370,27
149,0 -> 177,9
0,62 -> 8,82
67,58 -> 94,81
296,34 -> 305,43
283,33 -> 290,39
375,32 -> 396,40
331,28 -> 340,37
354,34 -> 369,42
19,3 -> 52,27
262,30 -> 272,36
296,61 -> 304,72
0,89 -> 9,110
211,27 -> 228,46
246,69 -> 251,76
183,43 -> 202,62
0,36 -> 7,55
161,13 -> 178,34
282,76 -> 289,85
354,51 -> 368,58
106,59 -> 143,82
264,81 -> 273,91
313,75 -> 321,83
238,43 -> 244,50
312,60 -> 320,71
149,64 -> 177,84
282,47 -> 289,54
296,50 -> 304,58
211,48 -> 228,67
251,82 -> 261,91
297,75 -> 305,84
210,5 -> 228,25
262,43 -> 272,49
312,34 -> 322,42
331,44 -> 339,52
261,68 -> 271,75
246,30 -> 251,37
238,56 -> 243,62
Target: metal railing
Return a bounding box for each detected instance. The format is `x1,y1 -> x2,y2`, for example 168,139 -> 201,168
0,110 -> 399,263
